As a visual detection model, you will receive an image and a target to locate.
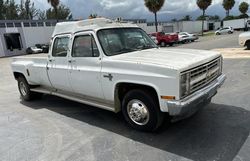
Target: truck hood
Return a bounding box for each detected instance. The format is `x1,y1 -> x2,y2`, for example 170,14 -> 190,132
239,32 -> 250,37
110,48 -> 221,71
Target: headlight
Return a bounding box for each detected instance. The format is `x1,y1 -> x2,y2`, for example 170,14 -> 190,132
180,73 -> 190,98
219,56 -> 223,74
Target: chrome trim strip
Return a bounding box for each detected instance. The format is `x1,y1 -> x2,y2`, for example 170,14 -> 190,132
30,87 -> 115,112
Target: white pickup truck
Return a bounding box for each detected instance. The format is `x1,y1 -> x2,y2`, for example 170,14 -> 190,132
239,31 -> 250,49
11,18 -> 226,131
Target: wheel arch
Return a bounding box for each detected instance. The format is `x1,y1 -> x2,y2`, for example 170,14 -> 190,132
114,82 -> 160,113
244,40 -> 250,47
13,72 -> 26,80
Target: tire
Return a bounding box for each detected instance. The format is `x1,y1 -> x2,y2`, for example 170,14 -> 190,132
204,98 -> 212,105
246,41 -> 250,50
169,43 -> 174,47
122,89 -> 165,131
228,31 -> 232,34
216,32 -> 220,35
160,41 -> 166,47
17,76 -> 42,101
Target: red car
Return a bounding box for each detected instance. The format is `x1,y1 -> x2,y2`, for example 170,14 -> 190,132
150,32 -> 179,47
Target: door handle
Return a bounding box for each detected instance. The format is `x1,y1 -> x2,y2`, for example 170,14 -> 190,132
68,60 -> 76,63
48,59 -> 54,62
103,73 -> 113,81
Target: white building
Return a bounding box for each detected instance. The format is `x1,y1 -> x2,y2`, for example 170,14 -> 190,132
223,18 -> 250,30
124,18 -> 221,34
0,20 -> 56,57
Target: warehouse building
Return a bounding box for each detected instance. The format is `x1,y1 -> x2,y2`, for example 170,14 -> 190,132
0,20 -> 56,57
124,18 -> 221,34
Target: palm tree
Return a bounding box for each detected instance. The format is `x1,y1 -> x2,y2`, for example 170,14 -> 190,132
239,2 -> 249,17
196,0 -> 212,36
223,0 -> 235,17
144,0 -> 165,32
47,0 -> 59,19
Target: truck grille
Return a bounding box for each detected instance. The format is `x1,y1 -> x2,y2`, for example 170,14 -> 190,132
181,57 -> 221,98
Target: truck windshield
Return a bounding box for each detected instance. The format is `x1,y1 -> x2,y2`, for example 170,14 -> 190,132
97,28 -> 158,56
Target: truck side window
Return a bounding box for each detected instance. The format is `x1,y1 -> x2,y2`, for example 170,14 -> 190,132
72,35 -> 99,57
52,37 -> 69,57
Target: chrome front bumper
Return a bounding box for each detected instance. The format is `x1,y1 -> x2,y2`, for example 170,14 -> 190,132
167,74 -> 226,116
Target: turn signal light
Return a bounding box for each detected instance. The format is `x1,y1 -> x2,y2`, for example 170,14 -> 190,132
161,96 -> 176,100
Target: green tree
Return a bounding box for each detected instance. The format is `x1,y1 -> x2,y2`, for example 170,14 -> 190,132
47,0 -> 59,19
46,4 -> 70,20
5,0 -> 19,19
223,0 -> 235,17
24,0 -> 30,18
37,10 -> 46,20
23,0 -> 37,19
171,18 -> 177,22
210,15 -> 220,21
0,0 -> 6,19
239,14 -> 248,19
196,15 -> 207,20
196,0 -> 212,36
89,14 -> 98,19
239,2 -> 249,18
181,15 -> 192,21
28,2 -> 38,19
223,15 -> 235,20
197,15 -> 220,21
18,0 -> 27,19
144,0 -> 165,32
18,0 -> 37,19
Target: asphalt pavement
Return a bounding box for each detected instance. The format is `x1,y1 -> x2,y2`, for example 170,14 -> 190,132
0,34 -> 250,161
176,32 -> 241,50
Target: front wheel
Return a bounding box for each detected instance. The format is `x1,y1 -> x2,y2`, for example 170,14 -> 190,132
122,89 -> 165,131
17,76 -> 42,101
169,43 -> 174,47
160,41 -> 166,47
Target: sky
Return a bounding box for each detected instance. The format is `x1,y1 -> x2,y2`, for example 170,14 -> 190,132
27,0 -> 250,21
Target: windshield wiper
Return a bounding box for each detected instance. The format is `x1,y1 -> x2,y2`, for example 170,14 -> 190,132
115,48 -> 138,54
137,45 -> 156,50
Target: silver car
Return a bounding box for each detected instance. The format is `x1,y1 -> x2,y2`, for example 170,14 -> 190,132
215,27 -> 234,35
178,32 -> 199,42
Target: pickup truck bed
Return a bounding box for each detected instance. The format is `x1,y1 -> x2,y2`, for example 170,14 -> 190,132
12,54 -> 50,88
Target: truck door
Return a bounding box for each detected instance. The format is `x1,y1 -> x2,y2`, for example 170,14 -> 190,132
47,35 -> 72,92
68,32 -> 104,100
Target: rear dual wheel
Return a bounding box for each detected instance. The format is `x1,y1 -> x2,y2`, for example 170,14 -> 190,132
169,43 -> 174,47
17,76 -> 42,101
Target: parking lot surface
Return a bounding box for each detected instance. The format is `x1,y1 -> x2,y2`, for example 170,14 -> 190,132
1,37 -> 250,161
177,32 -> 241,50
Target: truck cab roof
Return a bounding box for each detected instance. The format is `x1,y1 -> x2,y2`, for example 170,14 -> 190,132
52,18 -> 139,37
